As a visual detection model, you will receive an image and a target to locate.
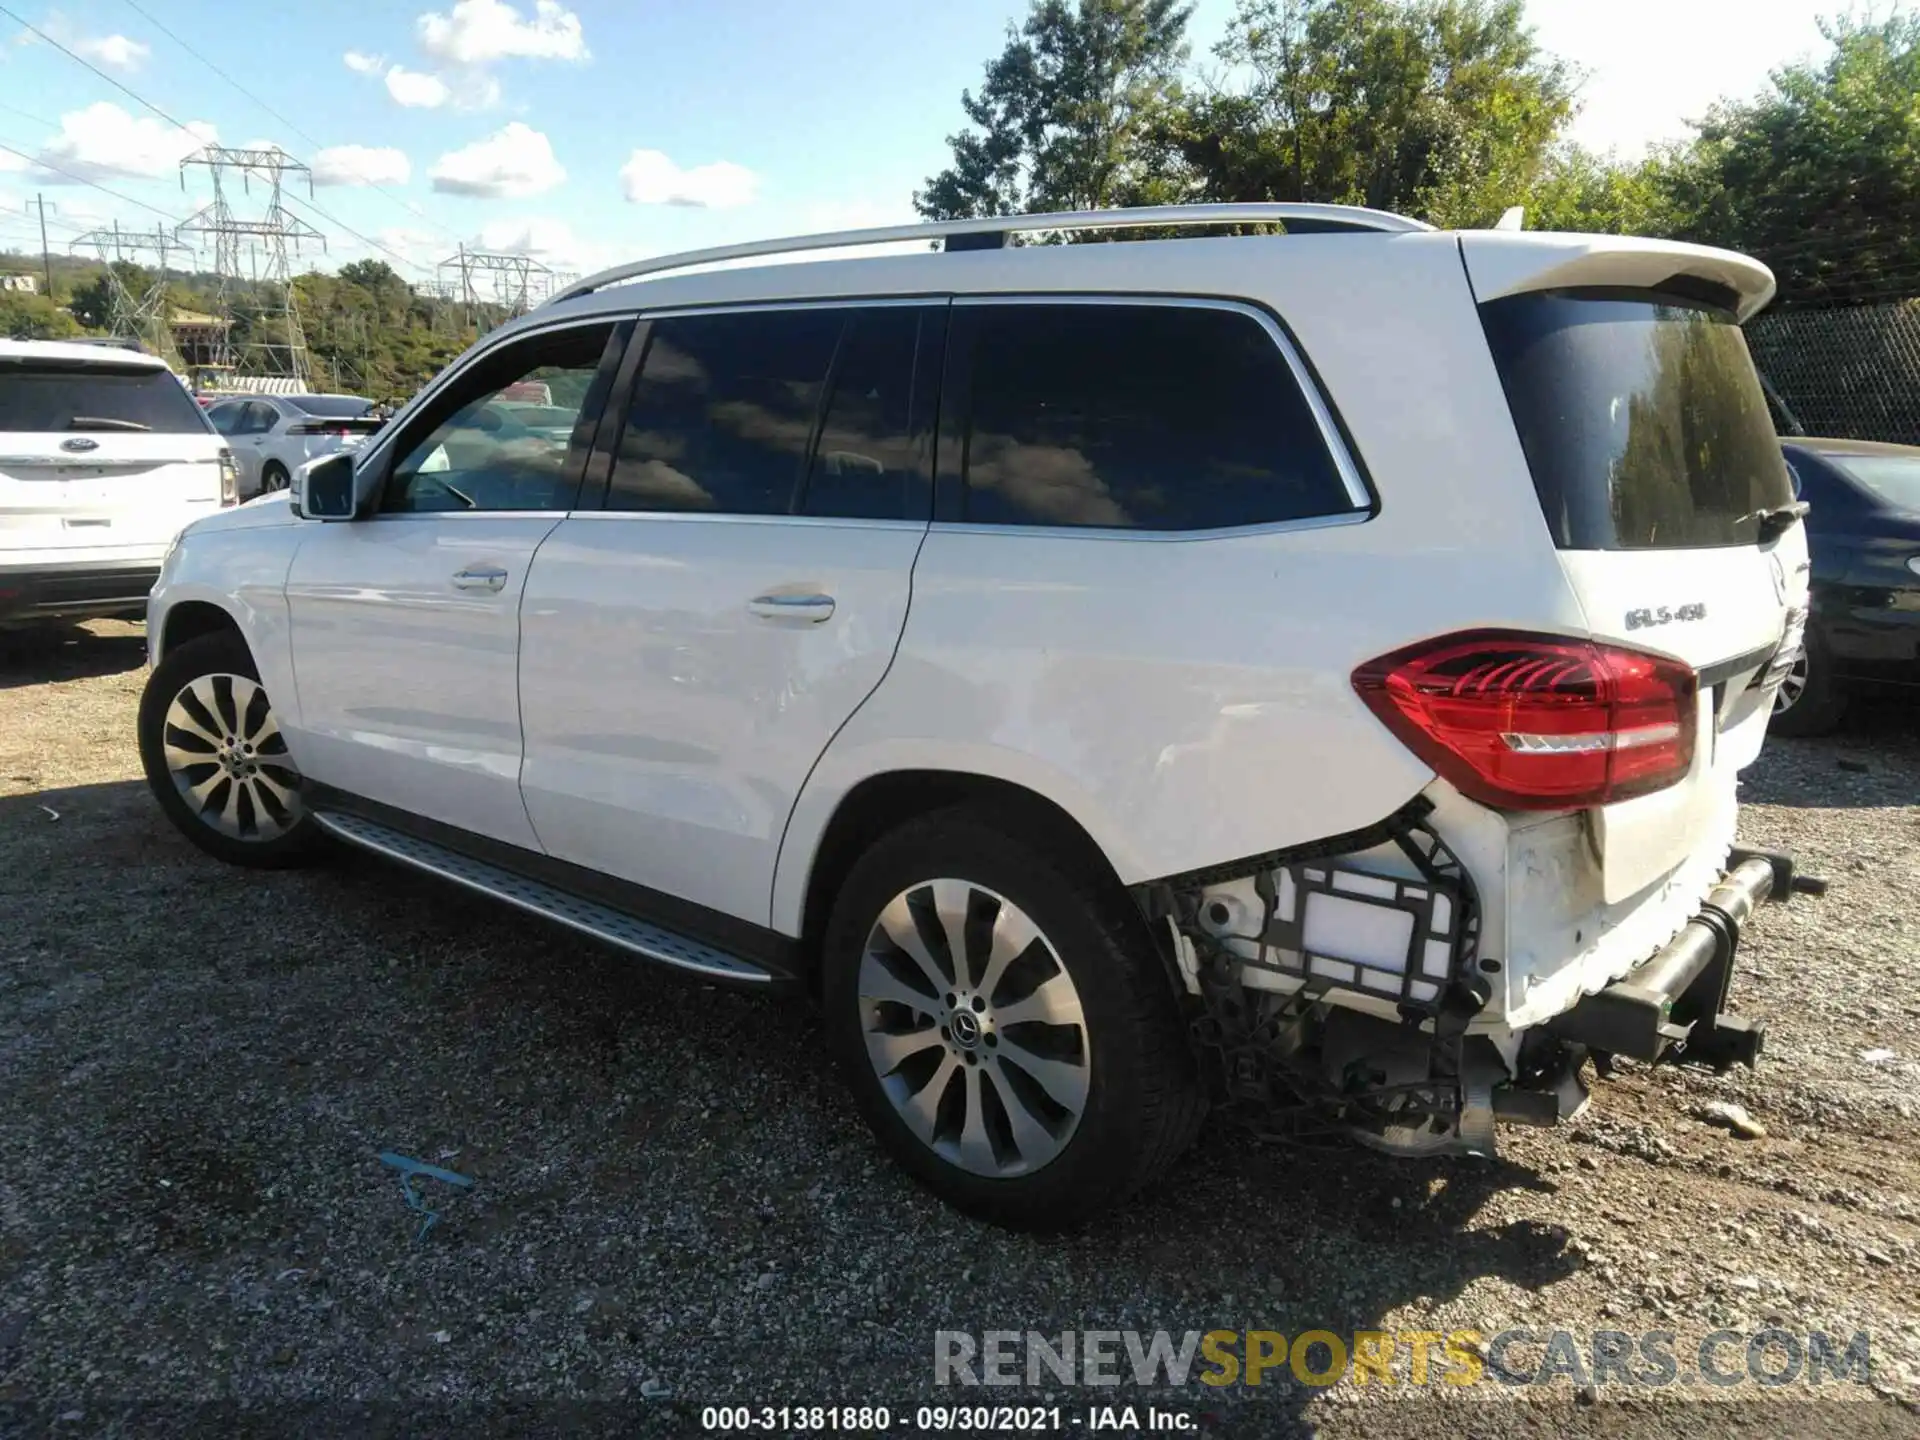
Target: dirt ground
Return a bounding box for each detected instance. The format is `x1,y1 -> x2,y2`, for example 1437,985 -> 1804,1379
1,621 -> 1916,1439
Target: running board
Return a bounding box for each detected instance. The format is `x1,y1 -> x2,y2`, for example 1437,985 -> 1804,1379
311,809 -> 775,984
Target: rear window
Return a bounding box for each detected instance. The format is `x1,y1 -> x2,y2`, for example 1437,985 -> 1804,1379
1480,291 -> 1792,549
1833,455 -> 1920,512
0,362 -> 210,435
290,395 -> 373,418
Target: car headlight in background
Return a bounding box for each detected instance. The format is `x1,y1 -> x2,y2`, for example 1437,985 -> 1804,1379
218,448 -> 239,507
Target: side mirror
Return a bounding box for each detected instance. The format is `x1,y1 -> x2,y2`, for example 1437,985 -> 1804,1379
296,453 -> 360,521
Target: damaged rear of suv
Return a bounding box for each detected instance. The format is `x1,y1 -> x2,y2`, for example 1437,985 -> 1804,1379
1138,236 -> 1819,1166
139,203 -> 1819,1230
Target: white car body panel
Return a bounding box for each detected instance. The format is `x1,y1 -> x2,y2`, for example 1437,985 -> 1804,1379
280,512 -> 562,849
147,498 -> 307,709
518,513 -> 924,922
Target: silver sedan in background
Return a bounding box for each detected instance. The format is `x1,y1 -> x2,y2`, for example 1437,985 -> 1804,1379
205,395 -> 382,499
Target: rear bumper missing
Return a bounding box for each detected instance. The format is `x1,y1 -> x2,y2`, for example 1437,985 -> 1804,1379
1546,848 -> 1818,1070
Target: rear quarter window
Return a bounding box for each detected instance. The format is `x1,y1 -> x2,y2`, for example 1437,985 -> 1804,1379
0,362 -> 211,435
953,302 -> 1361,532
1479,290 -> 1792,550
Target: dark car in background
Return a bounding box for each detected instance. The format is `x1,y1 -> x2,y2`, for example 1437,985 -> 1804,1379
1773,438 -> 1920,735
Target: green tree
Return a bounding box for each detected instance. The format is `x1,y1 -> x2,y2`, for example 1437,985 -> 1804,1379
0,288 -> 83,340
1168,0 -> 1575,225
917,0 -> 1193,218
1519,143 -> 1689,236
1663,13 -> 1920,306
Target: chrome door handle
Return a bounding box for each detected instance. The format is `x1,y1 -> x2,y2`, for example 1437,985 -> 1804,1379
748,592 -> 835,623
451,565 -> 508,592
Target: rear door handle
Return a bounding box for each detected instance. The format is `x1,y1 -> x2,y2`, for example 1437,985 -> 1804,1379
452,565 -> 508,593
748,592 -> 835,623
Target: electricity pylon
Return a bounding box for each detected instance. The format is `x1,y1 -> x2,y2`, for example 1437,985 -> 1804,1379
68,222 -> 195,360
177,145 -> 324,385
438,245 -> 553,321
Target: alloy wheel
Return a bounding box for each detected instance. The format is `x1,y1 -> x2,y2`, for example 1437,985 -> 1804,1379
162,673 -> 302,840
857,879 -> 1090,1178
1774,652 -> 1809,714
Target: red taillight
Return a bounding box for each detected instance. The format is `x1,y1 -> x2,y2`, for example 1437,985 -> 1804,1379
1352,630 -> 1697,810
289,422 -> 353,436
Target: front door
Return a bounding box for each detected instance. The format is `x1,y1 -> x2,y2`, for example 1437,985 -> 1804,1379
282,319 -> 624,848
518,302 -> 945,926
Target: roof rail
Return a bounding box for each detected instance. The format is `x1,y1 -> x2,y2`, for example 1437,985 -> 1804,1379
549,202 -> 1430,306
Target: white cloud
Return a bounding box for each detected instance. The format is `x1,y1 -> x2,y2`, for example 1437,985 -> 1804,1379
312,145 -> 412,187
343,50 -> 386,75
472,215 -> 609,271
72,32 -> 148,71
0,150 -> 29,174
417,0 -> 588,66
429,122 -> 564,198
386,64 -> 450,108
620,149 -> 756,208
34,102 -> 215,181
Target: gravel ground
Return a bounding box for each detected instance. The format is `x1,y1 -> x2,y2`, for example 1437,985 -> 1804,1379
1,621 -> 1917,1439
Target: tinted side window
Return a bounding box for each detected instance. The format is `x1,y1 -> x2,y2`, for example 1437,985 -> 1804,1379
208,403 -> 242,436
800,307 -> 925,521
383,322 -> 617,514
609,309 -> 841,515
958,303 -> 1355,531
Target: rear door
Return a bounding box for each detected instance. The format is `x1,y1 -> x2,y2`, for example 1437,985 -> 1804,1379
517,301 -> 944,926
1469,268 -> 1807,900
0,353 -> 225,564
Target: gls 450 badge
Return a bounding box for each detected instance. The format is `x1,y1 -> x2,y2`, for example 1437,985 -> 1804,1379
1625,602 -> 1707,631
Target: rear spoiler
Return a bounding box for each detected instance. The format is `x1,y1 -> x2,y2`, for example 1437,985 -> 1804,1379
1458,233 -> 1777,322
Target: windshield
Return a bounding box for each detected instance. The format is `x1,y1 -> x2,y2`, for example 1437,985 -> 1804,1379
0,362 -> 211,435
1480,291 -> 1792,549
1834,455 -> 1920,512
291,395 -> 374,418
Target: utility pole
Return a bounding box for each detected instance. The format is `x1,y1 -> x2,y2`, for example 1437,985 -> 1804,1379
30,195 -> 55,297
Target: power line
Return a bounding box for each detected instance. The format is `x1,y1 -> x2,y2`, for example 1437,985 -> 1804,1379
0,137 -> 183,223
0,3 -> 204,145
4,3 -> 442,280
116,0 -> 464,248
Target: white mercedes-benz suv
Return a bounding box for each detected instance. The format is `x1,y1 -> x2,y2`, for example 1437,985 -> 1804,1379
138,204 -> 1819,1229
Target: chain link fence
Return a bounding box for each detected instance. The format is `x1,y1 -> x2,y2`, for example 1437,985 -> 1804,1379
1747,298 -> 1920,445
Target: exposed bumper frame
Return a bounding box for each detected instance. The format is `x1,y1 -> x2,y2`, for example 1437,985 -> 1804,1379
1546,847 -> 1822,1070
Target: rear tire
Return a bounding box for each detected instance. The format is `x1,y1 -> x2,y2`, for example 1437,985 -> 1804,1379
822,806 -> 1205,1230
1770,638 -> 1847,737
138,628 -> 323,868
261,461 -> 290,493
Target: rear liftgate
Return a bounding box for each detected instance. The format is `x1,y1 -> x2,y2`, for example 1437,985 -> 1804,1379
1142,810 -> 1825,1157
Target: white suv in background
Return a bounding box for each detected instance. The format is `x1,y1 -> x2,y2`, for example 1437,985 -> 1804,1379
1,340 -> 235,631
137,205 -> 1818,1229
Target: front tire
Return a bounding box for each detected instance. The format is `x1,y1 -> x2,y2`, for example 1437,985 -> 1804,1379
138,629 -> 322,867
822,807 -> 1204,1230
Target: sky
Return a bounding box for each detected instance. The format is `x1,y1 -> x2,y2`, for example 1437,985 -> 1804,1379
0,0 -> 1842,289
